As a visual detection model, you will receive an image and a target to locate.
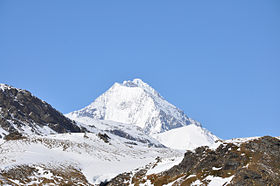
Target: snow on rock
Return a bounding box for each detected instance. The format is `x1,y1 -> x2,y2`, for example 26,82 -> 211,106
68,116 -> 165,148
152,124 -> 219,150
205,175 -> 234,186
0,83 -> 82,137
0,133 -> 182,184
225,136 -> 261,145
66,78 -> 200,135
191,179 -> 203,185
146,156 -> 184,175
0,84 -> 11,91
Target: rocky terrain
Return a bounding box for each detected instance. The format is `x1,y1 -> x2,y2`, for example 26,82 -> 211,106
0,82 -> 279,185
0,84 -> 82,137
0,83 -> 180,185
0,133 -> 181,185
105,136 -> 280,185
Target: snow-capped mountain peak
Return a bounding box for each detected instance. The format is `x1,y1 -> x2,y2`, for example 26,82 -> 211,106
122,78 -> 162,98
123,78 -> 147,87
67,79 -> 200,135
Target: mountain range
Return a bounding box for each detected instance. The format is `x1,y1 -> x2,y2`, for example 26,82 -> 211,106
66,78 -> 218,150
0,79 -> 279,185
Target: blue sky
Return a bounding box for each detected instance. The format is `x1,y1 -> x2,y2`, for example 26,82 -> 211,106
0,1 -> 279,139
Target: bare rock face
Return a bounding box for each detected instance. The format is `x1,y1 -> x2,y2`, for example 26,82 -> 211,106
105,136 -> 280,185
0,84 -> 82,137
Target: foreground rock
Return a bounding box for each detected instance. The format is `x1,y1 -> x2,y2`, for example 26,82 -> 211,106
0,165 -> 90,185
105,136 -> 280,185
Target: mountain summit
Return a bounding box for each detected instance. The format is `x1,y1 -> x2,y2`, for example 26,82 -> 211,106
67,78 -> 200,135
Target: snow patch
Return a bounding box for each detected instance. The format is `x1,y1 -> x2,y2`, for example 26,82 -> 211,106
204,175 -> 234,186
212,166 -> 222,170
152,124 -> 219,150
147,156 -> 184,175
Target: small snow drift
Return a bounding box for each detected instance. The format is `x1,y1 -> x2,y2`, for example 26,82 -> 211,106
152,124 -> 219,150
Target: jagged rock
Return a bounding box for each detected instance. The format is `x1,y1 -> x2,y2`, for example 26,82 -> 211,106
106,136 -> 280,185
0,84 -> 83,136
98,132 -> 110,143
3,131 -> 26,140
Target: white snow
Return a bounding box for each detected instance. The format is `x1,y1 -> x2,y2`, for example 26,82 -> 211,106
0,83 -> 23,92
66,78 -> 200,135
191,179 -> 203,185
66,78 -> 218,151
224,136 -> 261,147
147,156 -> 184,175
67,117 -> 164,147
0,127 -> 8,137
204,175 -> 234,186
0,84 -> 11,91
152,124 -> 219,150
212,166 -> 222,170
0,133 -> 182,184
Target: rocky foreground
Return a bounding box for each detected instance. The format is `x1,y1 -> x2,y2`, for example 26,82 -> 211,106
104,136 -> 280,186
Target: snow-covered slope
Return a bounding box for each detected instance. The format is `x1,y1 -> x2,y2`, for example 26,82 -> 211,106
72,117 -> 165,148
67,79 -> 200,135
106,136 -> 280,186
152,124 -> 219,150
0,133 -> 182,185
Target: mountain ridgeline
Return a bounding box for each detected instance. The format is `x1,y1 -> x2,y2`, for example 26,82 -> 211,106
105,136 -> 280,185
67,79 -> 218,150
0,80 -> 278,185
67,79 -> 201,135
0,84 -> 82,138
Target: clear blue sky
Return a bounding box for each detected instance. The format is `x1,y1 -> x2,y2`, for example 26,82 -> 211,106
0,1 -> 279,139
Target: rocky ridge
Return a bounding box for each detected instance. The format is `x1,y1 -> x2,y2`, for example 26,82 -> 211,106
105,136 -> 280,185
0,84 -> 82,138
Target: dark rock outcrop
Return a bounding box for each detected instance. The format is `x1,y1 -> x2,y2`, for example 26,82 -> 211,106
98,132 -> 111,143
106,129 -> 165,148
0,84 -> 82,137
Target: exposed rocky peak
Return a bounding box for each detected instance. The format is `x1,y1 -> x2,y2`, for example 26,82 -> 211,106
105,136 -> 280,185
0,84 -> 82,137
67,79 -> 201,135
